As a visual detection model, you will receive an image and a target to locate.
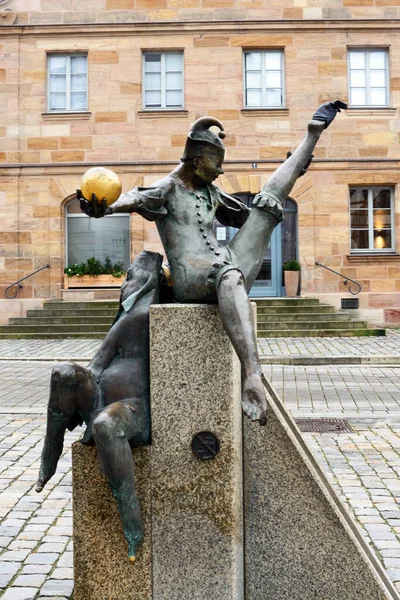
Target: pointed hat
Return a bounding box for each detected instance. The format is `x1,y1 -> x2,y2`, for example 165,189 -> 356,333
181,116 -> 226,161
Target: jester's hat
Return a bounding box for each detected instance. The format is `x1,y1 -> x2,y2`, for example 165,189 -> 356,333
181,116 -> 226,161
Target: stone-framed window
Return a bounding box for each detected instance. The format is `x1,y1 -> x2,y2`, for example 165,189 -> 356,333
348,49 -> 389,107
47,53 -> 88,112
350,186 -> 394,253
243,50 -> 285,108
142,51 -> 184,110
66,198 -> 130,269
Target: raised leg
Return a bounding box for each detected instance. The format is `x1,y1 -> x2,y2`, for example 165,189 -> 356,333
217,270 -> 267,424
92,403 -> 145,562
36,362 -> 99,492
228,120 -> 326,289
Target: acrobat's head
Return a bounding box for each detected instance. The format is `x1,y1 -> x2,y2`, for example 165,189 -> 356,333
181,116 -> 226,184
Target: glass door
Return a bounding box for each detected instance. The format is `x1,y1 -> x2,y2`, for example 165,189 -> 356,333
249,225 -> 281,297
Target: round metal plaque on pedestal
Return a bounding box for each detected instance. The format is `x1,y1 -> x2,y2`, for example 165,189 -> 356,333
191,431 -> 220,460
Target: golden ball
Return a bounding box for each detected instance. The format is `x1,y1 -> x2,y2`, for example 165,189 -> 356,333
81,167 -> 122,207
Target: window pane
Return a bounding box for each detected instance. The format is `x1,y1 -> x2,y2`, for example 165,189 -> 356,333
71,92 -> 87,110
145,90 -> 162,107
350,188 -> 368,209
246,89 -> 262,106
166,90 -> 182,106
370,88 -> 387,105
166,72 -> 182,90
67,199 -> 82,214
266,89 -> 282,106
373,209 -> 391,229
350,70 -> 366,87
369,51 -> 386,69
351,210 -> 368,228
50,92 -> 66,110
265,52 -> 282,70
50,74 -> 66,93
49,55 -> 67,75
374,229 -> 391,249
370,70 -> 386,87
373,189 -> 391,208
145,73 -> 161,91
266,71 -> 281,88
350,88 -> 366,105
71,73 -> 86,92
144,54 -> 161,73
246,71 -> 261,88
245,52 -> 261,70
165,53 -> 182,71
349,52 -> 365,69
67,214 -> 131,269
351,229 -> 369,249
71,56 -> 87,75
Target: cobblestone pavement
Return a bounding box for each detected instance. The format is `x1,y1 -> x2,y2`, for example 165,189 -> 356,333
2,338 -> 400,597
0,330 -> 400,362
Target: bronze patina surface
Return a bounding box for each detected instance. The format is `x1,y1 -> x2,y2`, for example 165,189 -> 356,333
36,101 -> 346,561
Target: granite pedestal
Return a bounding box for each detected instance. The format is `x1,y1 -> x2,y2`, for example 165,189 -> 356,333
72,303 -> 398,600
73,303 -> 243,600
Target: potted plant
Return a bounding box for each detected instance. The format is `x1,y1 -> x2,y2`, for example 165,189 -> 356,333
283,259 -> 300,297
64,257 -> 126,289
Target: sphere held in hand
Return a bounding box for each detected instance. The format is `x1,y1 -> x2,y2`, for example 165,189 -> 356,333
80,167 -> 122,207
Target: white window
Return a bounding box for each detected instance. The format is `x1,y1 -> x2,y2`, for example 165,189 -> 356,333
348,49 -> 389,106
143,52 -> 184,110
244,50 -> 284,108
47,54 -> 88,112
350,187 -> 394,253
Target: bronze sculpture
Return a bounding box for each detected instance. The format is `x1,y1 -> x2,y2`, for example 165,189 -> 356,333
36,101 -> 346,562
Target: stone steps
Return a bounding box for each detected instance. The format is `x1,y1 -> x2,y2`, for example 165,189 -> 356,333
0,297 -> 386,339
254,297 -> 385,337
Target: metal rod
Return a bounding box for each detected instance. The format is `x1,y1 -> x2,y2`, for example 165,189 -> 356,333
5,264 -> 50,299
315,261 -> 361,295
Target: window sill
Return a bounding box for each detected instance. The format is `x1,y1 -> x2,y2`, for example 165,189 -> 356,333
346,107 -> 397,117
42,111 -> 91,120
138,109 -> 188,118
347,253 -> 399,262
241,108 -> 289,117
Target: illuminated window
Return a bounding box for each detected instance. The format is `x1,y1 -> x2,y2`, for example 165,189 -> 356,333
350,187 -> 394,253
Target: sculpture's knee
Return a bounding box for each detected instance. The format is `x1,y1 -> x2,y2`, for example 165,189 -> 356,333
219,268 -> 244,292
92,411 -> 125,446
51,361 -> 80,383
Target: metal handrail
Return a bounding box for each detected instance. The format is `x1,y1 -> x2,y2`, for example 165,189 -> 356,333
315,261 -> 361,295
5,264 -> 50,299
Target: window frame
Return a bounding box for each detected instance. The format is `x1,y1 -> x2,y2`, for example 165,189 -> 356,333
243,49 -> 285,109
347,48 -> 390,108
142,50 -> 185,111
65,199 -> 131,269
349,186 -> 395,254
47,52 -> 88,113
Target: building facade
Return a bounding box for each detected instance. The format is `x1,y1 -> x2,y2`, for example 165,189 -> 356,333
1,1 -> 400,325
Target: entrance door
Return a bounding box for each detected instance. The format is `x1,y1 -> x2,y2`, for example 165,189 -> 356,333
213,194 -> 298,298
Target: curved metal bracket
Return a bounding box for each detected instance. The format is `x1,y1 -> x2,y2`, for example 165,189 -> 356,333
315,261 -> 361,295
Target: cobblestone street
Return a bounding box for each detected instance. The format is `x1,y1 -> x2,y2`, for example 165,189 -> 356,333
2,338 -> 400,597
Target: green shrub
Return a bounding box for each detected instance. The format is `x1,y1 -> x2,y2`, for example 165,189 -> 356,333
64,257 -> 125,278
283,259 -> 301,272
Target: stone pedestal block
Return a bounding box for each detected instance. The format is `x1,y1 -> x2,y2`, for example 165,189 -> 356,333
72,444 -> 152,600
149,304 -> 243,600
244,380 -> 398,600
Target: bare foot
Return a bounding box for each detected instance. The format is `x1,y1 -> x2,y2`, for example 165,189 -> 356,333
242,373 -> 268,425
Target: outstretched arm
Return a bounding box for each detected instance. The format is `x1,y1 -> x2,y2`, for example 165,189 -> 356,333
106,187 -> 168,221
